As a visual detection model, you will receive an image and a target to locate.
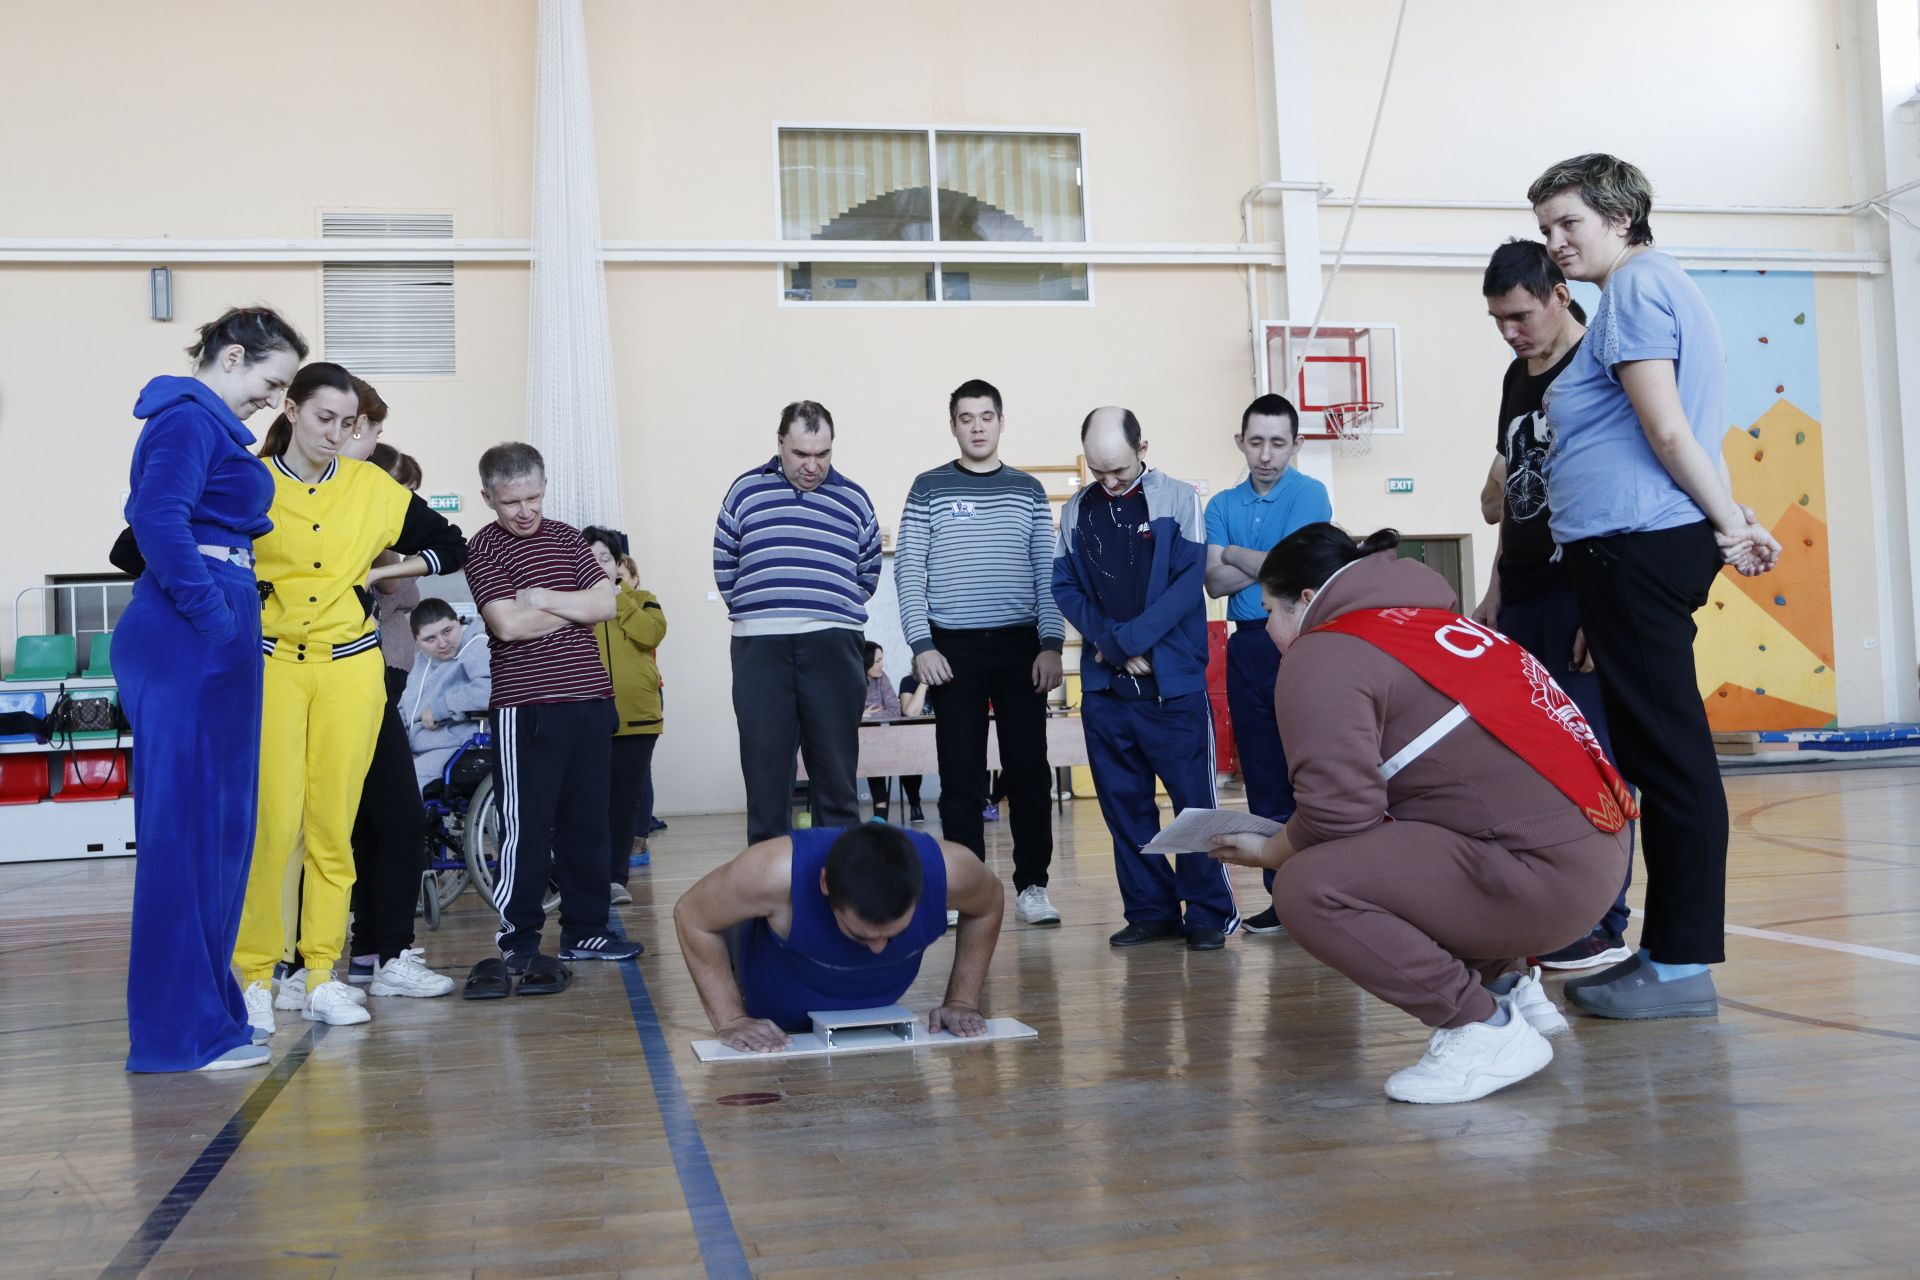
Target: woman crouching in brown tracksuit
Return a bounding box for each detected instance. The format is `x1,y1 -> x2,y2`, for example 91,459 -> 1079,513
1208,523 -> 1634,1104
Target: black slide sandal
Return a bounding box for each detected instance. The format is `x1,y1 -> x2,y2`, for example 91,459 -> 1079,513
463,957 -> 512,1000
515,954 -> 572,996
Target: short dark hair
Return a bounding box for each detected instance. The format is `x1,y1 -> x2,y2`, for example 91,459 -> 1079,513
580,525 -> 627,564
1480,238 -> 1585,324
1240,393 -> 1300,438
1258,522 -> 1402,600
823,824 -> 923,925
1527,152 -> 1655,247
410,597 -> 460,635
478,441 -> 544,491
255,362 -> 357,459
778,400 -> 834,439
1079,407 -> 1143,449
369,443 -> 422,490
187,306 -> 308,370
949,378 -> 1002,420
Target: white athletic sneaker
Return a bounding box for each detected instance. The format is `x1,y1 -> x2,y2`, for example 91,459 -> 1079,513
368,948 -> 456,998
946,909 -> 960,928
1508,966 -> 1570,1038
1384,998 -> 1553,1104
1015,885 -> 1063,926
273,968 -> 307,1011
610,882 -> 634,905
243,980 -> 275,1042
304,979 -> 373,1026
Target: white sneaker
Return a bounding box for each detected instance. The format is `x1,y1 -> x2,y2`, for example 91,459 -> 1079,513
273,968 -> 308,1011
243,980 -> 275,1042
1384,998 -> 1553,1104
304,979 -> 373,1025
368,948 -> 456,998
1016,885 -> 1062,926
946,909 -> 960,928
1508,966 -> 1570,1038
610,882 -> 634,905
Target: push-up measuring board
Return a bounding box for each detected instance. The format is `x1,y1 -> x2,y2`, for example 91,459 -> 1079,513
693,1003 -> 1038,1063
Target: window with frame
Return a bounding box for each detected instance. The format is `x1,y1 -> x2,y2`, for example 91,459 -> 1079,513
778,127 -> 1089,304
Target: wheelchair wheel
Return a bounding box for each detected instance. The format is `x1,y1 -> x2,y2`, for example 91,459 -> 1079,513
419,870 -> 442,931
462,776 -> 561,915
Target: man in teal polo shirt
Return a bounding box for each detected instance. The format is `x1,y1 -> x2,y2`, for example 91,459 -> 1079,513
1202,393 -> 1331,933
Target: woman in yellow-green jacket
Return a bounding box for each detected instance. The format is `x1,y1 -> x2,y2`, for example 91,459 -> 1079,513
584,527 -> 666,899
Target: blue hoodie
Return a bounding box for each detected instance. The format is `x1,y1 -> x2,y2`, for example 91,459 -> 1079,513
126,376 -> 275,640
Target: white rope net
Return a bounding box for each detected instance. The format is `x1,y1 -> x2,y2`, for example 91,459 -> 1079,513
526,0 -> 625,529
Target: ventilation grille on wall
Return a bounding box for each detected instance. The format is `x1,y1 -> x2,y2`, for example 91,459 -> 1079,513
321,212 -> 455,376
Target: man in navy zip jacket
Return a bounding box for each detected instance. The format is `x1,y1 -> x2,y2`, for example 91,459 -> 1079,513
1053,408 -> 1240,950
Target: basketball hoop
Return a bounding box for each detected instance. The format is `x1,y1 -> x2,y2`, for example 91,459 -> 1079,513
1323,401 -> 1382,457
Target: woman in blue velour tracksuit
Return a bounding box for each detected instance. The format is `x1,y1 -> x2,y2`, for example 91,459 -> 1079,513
118,307 -> 308,1073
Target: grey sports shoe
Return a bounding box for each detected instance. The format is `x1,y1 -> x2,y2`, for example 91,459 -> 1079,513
1564,954 -> 1718,1020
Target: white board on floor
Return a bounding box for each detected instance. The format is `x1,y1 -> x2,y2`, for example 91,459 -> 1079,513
693,1016 -> 1037,1063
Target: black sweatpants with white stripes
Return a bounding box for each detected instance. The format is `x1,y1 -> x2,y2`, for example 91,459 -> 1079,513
489,698 -> 617,958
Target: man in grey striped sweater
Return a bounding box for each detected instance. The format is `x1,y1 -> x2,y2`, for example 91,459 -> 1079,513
894,380 -> 1065,927
714,401 -> 881,843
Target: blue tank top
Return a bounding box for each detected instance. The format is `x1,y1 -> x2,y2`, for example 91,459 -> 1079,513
736,826 -> 950,1032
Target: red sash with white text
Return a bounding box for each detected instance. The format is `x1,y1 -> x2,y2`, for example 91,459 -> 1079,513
1310,608 -> 1637,833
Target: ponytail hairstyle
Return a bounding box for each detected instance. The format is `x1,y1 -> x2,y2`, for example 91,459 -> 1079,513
254,361 -> 357,458
368,443 -> 422,490
348,375 -> 389,426
862,639 -> 883,670
186,306 -> 309,370
1258,522 -> 1401,602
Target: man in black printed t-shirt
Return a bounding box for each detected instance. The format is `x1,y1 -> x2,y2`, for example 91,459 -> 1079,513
1470,238 -> 1633,971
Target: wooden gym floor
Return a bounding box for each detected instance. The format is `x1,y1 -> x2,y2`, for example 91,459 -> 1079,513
2,767 -> 1917,1279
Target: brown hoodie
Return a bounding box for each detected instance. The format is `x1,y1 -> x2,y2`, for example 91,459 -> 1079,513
1276,553 -> 1607,854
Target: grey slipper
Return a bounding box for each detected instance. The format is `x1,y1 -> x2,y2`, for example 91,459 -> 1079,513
1565,959 -> 1718,1020
1562,953 -> 1646,993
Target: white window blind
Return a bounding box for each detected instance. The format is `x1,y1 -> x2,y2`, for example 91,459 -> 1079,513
321,213 -> 455,375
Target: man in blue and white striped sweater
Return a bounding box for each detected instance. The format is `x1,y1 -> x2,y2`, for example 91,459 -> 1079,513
894,380 -> 1065,927
714,401 -> 881,843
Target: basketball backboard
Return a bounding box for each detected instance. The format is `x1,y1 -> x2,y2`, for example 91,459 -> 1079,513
1265,322 -> 1404,440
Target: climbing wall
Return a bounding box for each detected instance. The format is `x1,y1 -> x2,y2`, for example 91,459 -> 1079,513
1692,271 -> 1836,730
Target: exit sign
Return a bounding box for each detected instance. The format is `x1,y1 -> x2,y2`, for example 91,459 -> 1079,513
1386,478 -> 1414,494
427,494 -> 462,513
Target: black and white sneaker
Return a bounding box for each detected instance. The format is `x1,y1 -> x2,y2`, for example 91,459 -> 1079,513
1243,907 -> 1287,935
560,935 -> 644,962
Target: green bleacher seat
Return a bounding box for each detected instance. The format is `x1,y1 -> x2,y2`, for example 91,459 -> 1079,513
83,632 -> 113,679
5,635 -> 77,682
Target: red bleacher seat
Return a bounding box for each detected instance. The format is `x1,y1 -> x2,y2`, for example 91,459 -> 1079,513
53,750 -> 128,802
0,754 -> 51,805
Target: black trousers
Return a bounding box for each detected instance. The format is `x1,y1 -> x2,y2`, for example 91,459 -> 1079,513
928,624 -> 1054,891
867,774 -> 922,814
731,629 -> 865,844
609,732 -> 660,884
489,699 -> 616,956
348,686 -> 426,962
1564,521 -> 1727,964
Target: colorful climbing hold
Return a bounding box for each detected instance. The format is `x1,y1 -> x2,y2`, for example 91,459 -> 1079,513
1754,450 -> 1764,462
1773,595 -> 1787,606
1798,494 -> 1810,505
1758,336 -> 1770,344
1775,384 -> 1785,394
1756,687 -> 1767,695
1803,538 -> 1814,547
1814,665 -> 1827,674
1793,312 -> 1806,324
1748,426 -> 1762,438
1795,431 -> 1806,444
1758,645 -> 1767,651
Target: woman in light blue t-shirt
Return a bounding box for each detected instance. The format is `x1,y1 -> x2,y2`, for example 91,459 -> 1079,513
1528,154 -> 1780,1023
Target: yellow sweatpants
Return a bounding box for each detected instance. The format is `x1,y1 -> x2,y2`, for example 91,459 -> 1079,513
233,652 -> 385,988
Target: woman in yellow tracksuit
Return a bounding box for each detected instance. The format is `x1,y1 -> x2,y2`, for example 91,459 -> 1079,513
232,362 -> 467,1031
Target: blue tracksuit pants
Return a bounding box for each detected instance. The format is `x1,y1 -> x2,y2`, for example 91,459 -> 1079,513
118,563 -> 264,1072
1082,690 -> 1239,931
1224,622 -> 1294,896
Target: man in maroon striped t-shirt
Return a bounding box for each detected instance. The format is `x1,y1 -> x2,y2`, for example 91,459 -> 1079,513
461,443 -> 640,995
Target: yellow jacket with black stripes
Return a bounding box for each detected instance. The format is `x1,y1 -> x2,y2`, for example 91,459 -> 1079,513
254,455 -> 468,664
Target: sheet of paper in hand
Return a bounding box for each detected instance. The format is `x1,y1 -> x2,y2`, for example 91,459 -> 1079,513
1137,807 -> 1284,856
693,1005 -> 1039,1063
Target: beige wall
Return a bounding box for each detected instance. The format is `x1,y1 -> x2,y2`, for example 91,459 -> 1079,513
0,0 -> 1901,818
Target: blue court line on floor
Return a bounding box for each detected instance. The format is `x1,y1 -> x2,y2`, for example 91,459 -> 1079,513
100,1024 -> 325,1279
606,917 -> 752,1278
